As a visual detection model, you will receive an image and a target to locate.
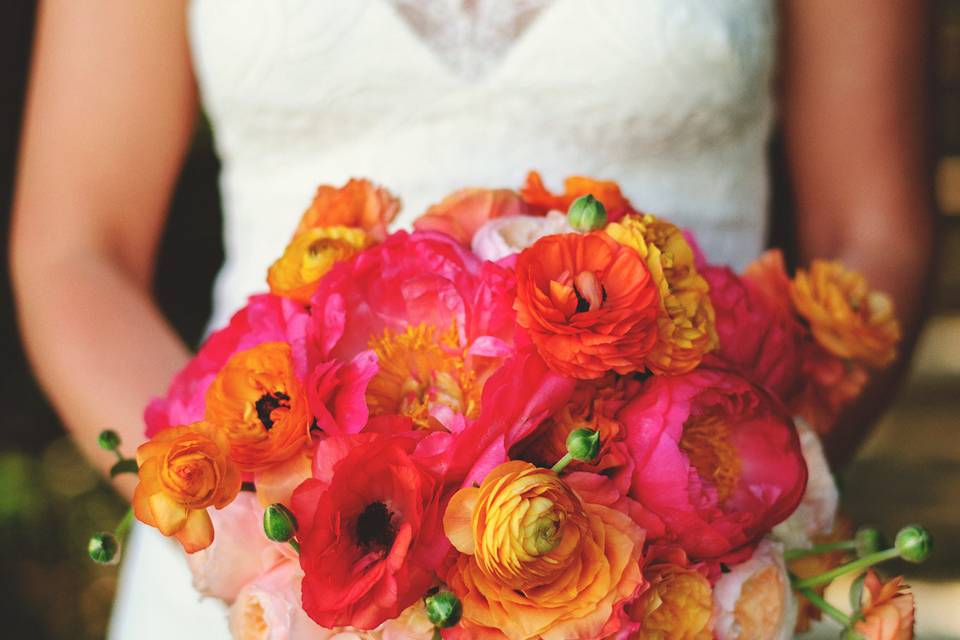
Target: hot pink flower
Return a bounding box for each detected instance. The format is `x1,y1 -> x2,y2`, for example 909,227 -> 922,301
291,432 -> 450,630
621,369 -> 807,559
145,294 -> 309,438
307,231 -> 516,433
700,264 -> 805,403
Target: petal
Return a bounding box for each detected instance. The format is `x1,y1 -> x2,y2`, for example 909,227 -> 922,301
175,508 -> 215,553
444,487 -> 479,555
149,490 -> 190,536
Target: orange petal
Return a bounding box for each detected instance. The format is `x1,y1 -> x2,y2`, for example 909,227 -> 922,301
254,450 -> 312,507
174,508 -> 215,554
132,483 -> 157,528
149,491 -> 189,536
444,487 -> 480,555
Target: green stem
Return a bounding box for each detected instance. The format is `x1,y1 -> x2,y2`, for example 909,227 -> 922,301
551,453 -> 575,474
432,629 -> 442,640
784,540 -> 858,561
289,539 -> 301,554
797,586 -> 851,627
114,507 -> 134,542
114,450 -> 125,463
792,547 -> 900,590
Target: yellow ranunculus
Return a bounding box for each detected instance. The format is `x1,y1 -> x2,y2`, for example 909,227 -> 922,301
443,461 -> 643,640
790,260 -> 900,368
267,226 -> 369,303
628,566 -> 712,639
605,214 -> 717,375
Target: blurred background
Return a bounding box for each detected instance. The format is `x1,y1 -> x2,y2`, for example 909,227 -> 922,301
1,2 -> 958,639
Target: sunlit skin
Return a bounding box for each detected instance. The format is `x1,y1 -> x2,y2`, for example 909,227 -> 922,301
10,0 -> 934,507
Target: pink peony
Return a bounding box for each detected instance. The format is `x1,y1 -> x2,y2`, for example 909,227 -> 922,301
187,492 -> 292,603
621,369 -> 807,559
145,294 -> 309,438
306,231 -> 516,433
700,264 -> 804,403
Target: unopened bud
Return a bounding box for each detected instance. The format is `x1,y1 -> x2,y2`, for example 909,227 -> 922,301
88,532 -> 120,564
855,527 -> 882,557
566,428 -> 601,462
567,195 -> 607,231
97,430 -> 121,452
263,503 -> 298,543
425,590 -> 462,629
895,524 -> 932,563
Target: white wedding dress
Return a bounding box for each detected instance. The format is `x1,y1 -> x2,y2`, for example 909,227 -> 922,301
110,0 -> 776,637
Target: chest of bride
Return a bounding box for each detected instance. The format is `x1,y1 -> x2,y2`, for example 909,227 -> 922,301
189,0 -> 775,159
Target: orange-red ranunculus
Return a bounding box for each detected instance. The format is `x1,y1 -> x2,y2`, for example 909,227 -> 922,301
205,342 -> 312,472
444,461 -> 644,639
267,226 -> 370,304
412,188 -> 530,246
606,213 -> 718,375
133,421 -> 242,553
296,178 -> 400,242
514,232 -> 660,379
790,261 -> 900,368
853,570 -> 916,640
520,171 -> 637,222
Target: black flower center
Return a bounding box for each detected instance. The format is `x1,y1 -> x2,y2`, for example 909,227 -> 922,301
355,501 -> 396,550
255,391 -> 290,430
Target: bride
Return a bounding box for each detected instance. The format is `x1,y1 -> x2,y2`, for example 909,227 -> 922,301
10,1 -> 933,637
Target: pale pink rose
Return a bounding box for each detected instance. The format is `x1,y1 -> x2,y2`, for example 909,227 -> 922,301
470,211 -> 574,262
772,417 -> 840,549
187,492 -> 291,603
712,539 -> 797,640
230,560 -> 342,640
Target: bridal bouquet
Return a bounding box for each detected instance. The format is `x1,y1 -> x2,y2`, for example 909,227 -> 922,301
90,173 -> 929,639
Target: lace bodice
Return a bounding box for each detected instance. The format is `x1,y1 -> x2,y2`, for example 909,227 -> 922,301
187,0 -> 777,331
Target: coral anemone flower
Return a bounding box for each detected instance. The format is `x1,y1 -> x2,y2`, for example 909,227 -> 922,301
514,231 -> 660,379
205,342 -> 312,472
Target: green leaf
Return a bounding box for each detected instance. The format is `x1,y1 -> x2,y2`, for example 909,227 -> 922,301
109,459 -> 139,477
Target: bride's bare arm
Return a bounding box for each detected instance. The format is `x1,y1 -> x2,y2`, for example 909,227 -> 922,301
781,0 -> 937,465
10,0 -> 196,498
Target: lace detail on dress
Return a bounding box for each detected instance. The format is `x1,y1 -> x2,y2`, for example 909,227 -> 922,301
389,0 -> 553,80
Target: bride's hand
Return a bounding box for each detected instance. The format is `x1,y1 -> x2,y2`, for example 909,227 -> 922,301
10,0 -> 197,500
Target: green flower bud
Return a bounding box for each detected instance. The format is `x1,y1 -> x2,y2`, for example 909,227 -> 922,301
895,524 -> 932,563
88,532 -> 120,565
566,428 -> 601,462
567,195 -> 607,231
97,429 -> 121,452
855,527 -> 883,557
263,503 -> 298,543
425,590 -> 462,629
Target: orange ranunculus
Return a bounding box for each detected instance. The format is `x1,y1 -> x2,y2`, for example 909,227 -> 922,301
626,548 -> 713,639
520,171 -> 637,222
606,214 -> 718,375
443,461 -> 644,640
205,342 -> 312,473
267,226 -> 370,304
853,570 -> 915,640
412,188 -> 530,245
133,421 -> 241,553
514,232 -> 660,379
790,261 -> 900,368
296,178 -> 400,242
